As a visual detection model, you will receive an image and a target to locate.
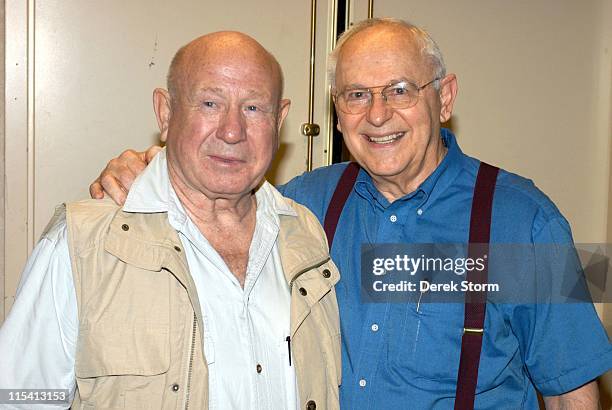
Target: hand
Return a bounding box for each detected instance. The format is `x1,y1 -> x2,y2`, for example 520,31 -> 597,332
89,145 -> 163,205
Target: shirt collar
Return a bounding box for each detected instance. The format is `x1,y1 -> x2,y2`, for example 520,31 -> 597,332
122,148 -> 171,213
354,128 -> 465,209
122,148 -> 297,218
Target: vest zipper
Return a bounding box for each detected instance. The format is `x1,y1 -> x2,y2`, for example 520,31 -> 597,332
185,313 -> 197,410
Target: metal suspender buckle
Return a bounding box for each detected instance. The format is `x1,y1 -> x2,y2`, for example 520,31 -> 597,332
463,327 -> 484,334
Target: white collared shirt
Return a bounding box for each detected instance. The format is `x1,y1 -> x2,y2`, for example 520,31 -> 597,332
0,149 -> 299,410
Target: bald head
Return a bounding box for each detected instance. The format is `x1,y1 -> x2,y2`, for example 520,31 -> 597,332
329,18 -> 446,89
167,31 -> 284,102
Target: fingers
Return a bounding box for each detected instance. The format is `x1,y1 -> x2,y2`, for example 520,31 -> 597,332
89,180 -> 105,199
99,173 -> 128,206
144,145 -> 163,164
88,146 -> 158,206
123,157 -> 146,187
112,149 -> 148,190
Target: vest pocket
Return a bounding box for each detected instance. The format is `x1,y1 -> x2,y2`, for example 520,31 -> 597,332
75,322 -> 171,409
75,322 -> 171,407
76,322 -> 170,377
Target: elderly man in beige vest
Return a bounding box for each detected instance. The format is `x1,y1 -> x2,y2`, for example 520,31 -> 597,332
0,32 -> 341,410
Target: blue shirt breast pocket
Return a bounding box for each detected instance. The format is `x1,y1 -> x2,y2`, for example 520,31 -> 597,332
389,302 -> 464,384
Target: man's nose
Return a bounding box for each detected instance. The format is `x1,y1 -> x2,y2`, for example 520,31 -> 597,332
217,105 -> 246,143
366,93 -> 393,126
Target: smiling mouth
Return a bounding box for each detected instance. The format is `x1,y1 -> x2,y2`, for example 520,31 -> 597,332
364,132 -> 405,144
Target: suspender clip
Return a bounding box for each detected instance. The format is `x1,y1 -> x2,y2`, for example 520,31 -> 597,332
463,327 -> 484,334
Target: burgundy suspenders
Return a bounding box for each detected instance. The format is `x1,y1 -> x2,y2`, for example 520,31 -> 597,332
323,162 -> 360,248
454,162 -> 499,410
323,161 -> 499,410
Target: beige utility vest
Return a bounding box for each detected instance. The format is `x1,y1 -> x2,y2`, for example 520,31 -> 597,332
62,198 -> 341,410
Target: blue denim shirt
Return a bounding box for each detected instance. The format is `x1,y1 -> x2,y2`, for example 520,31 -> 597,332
279,129 -> 612,409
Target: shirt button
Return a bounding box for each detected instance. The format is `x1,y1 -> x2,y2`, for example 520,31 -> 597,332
359,379 -> 367,387
256,364 -> 262,373
371,323 -> 379,332
417,208 -> 423,215
390,214 -> 398,222
171,383 -> 180,392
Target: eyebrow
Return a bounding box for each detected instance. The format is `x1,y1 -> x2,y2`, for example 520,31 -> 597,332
194,87 -> 272,101
195,87 -> 224,96
242,89 -> 273,100
343,78 -> 411,90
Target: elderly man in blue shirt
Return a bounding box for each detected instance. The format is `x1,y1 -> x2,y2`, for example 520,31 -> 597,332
91,18 -> 611,409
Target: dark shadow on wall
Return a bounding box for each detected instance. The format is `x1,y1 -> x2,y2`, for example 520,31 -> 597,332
444,116 -> 458,136
266,142 -> 292,186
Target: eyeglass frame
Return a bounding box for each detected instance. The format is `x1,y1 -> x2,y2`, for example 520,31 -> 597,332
332,77 -> 442,114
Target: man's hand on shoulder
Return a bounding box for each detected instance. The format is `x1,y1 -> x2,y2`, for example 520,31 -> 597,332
89,145 -> 162,205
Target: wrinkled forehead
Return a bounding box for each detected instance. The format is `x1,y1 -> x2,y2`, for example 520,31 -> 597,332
178,44 -> 282,101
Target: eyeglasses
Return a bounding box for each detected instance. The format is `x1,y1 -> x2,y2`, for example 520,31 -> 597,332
333,77 -> 441,114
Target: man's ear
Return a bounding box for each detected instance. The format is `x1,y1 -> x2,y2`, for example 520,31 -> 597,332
438,74 -> 458,123
153,88 -> 172,142
333,99 -> 343,133
276,99 -> 291,135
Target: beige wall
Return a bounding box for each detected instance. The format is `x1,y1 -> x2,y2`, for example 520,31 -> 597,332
604,0 -> 612,302
602,0 -> 612,354
4,0 -> 31,321
598,1 -> 612,404
0,0 -> 5,321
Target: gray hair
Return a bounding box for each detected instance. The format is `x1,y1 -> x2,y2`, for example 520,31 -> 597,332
328,18 -> 446,89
